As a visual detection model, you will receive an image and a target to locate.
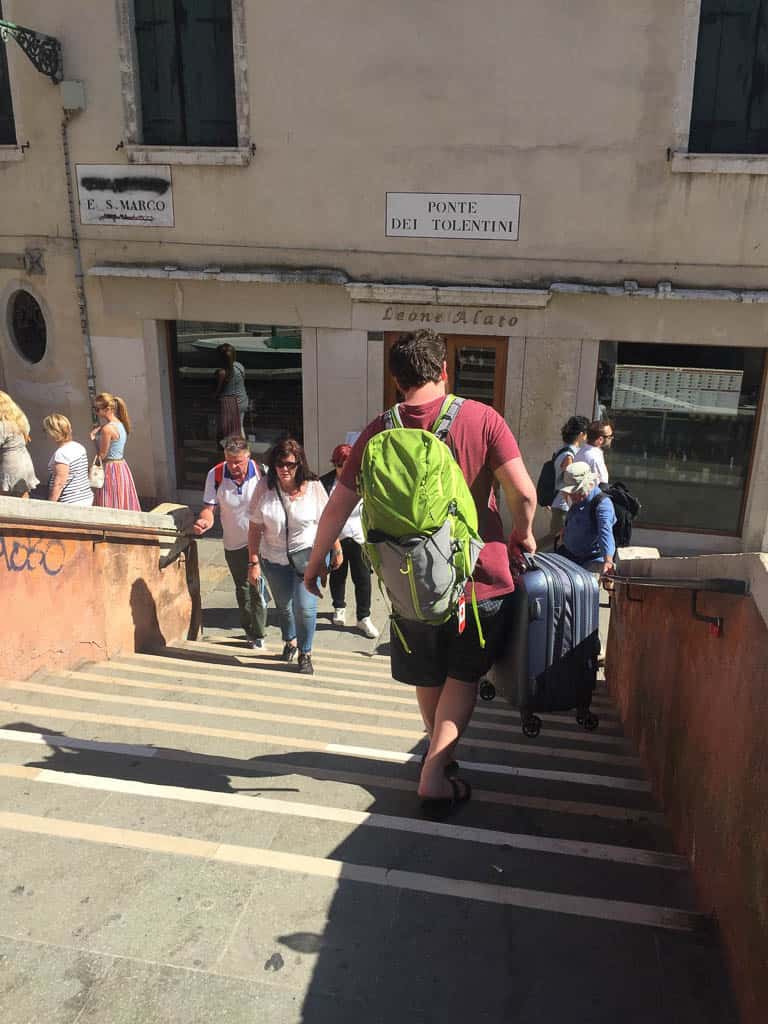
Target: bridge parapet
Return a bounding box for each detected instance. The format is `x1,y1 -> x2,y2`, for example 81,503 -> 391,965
0,496 -> 200,681
607,552 -> 768,1024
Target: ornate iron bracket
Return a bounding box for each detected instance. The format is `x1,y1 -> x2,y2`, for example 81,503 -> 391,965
0,19 -> 63,84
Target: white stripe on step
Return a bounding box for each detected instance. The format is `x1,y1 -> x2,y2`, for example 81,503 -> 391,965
0,728 -> 661,822
0,681 -> 638,769
0,708 -> 648,792
0,811 -> 703,932
0,764 -> 684,870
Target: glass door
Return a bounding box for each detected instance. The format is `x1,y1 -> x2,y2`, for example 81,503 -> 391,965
168,321 -> 303,489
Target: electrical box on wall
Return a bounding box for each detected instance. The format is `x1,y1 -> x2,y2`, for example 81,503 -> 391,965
60,80 -> 86,112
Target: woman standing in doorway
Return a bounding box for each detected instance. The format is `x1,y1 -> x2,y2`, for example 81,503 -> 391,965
247,438 -> 343,675
0,391 -> 39,498
214,343 -> 249,441
90,392 -> 141,511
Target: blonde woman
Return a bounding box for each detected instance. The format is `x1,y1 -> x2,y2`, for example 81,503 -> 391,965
90,392 -> 140,511
42,414 -> 93,506
0,391 -> 39,498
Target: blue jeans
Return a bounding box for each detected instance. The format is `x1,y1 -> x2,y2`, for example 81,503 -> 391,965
261,557 -> 319,654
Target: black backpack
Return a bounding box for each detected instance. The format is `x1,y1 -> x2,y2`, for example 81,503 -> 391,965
590,481 -> 642,548
535,446 -> 574,507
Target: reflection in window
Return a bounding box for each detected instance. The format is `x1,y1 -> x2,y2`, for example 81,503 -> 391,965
596,342 -> 765,533
454,347 -> 497,405
170,322 -> 302,489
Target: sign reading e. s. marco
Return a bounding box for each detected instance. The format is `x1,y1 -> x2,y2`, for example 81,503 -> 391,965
386,192 -> 520,240
76,164 -> 174,227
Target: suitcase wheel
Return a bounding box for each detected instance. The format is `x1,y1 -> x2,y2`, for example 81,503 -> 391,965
576,710 -> 599,731
522,714 -> 542,738
478,679 -> 496,702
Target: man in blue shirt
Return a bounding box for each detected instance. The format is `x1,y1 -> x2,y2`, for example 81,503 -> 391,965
558,462 -> 616,579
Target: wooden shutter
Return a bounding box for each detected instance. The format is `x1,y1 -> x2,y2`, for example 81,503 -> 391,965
134,0 -> 185,146
178,0 -> 237,146
690,1 -> 768,153
0,1 -> 17,146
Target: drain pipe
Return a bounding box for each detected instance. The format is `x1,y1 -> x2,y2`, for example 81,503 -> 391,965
60,108 -> 96,404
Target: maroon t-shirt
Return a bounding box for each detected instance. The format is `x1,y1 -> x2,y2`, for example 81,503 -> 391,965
340,395 -> 521,600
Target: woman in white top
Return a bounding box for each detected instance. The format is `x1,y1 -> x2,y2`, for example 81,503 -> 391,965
247,438 -> 343,675
43,414 -> 93,507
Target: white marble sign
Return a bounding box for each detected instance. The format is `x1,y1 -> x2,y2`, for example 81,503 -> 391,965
76,164 -> 174,227
386,192 -> 520,240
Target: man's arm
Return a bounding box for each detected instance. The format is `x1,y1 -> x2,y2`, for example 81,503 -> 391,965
192,504 -> 215,536
595,499 -> 616,567
495,456 -> 538,555
303,481 -> 359,596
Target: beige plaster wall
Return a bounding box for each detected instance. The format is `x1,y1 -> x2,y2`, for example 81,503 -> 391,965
2,1 -> 768,285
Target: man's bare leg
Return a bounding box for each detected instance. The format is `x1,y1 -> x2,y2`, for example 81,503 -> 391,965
417,677 -> 478,800
415,685 -> 441,738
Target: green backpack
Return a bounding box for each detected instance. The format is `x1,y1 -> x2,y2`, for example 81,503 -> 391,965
358,395 -> 485,651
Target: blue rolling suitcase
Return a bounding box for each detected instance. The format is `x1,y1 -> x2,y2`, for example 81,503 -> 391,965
479,553 -> 601,737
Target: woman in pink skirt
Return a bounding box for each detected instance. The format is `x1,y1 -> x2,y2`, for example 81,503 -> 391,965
90,392 -> 141,511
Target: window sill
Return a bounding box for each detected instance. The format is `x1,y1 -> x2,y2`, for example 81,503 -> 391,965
125,145 -> 252,167
0,145 -> 25,163
670,152 -> 768,175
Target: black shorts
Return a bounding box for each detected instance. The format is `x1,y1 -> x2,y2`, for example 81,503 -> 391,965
390,596 -> 510,688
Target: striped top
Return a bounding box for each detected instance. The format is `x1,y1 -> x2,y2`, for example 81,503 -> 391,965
48,441 -> 93,506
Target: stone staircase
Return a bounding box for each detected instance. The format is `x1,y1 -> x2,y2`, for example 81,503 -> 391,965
0,639 -> 738,1023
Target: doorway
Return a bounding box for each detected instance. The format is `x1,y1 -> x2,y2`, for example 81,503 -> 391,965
168,321 -> 303,489
383,334 -> 508,412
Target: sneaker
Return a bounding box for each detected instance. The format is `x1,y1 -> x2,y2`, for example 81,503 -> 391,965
357,616 -> 380,639
282,641 -> 298,662
249,638 -> 267,650
297,652 -> 314,675
332,607 -> 346,627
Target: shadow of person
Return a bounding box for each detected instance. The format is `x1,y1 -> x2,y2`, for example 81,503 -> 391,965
1,721 -> 302,798
129,578 -> 166,653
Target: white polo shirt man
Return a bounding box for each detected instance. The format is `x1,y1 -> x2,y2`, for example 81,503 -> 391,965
573,424 -> 614,485
193,441 -> 267,648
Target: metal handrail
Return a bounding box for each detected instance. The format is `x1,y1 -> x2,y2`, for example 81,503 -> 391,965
611,574 -> 750,636
612,576 -> 750,597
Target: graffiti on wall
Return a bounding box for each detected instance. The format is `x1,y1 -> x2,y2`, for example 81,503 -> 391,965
0,536 -> 66,576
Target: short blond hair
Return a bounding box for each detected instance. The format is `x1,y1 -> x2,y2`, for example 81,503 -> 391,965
43,413 -> 73,443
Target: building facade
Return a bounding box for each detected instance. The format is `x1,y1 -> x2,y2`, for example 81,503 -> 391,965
1,0 -> 767,553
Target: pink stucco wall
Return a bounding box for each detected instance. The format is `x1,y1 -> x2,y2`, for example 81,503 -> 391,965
607,581 -> 768,1024
0,522 -> 200,680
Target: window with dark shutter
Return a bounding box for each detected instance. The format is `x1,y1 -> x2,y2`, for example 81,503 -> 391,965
0,0 -> 17,145
689,0 -> 768,154
134,0 -> 237,147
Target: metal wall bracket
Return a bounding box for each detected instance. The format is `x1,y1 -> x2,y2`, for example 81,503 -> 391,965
691,590 -> 723,637
0,19 -> 63,83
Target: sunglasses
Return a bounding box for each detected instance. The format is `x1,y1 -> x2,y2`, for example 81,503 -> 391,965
276,460 -> 298,470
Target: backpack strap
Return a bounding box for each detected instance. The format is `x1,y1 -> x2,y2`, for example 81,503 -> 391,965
553,445 -> 574,461
430,394 -> 465,441
213,462 -> 225,491
383,405 -> 401,430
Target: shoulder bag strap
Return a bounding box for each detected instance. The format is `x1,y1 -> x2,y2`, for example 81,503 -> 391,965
275,486 -> 293,563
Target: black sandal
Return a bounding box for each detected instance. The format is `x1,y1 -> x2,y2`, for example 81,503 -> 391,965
420,777 -> 472,821
420,751 -> 459,777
